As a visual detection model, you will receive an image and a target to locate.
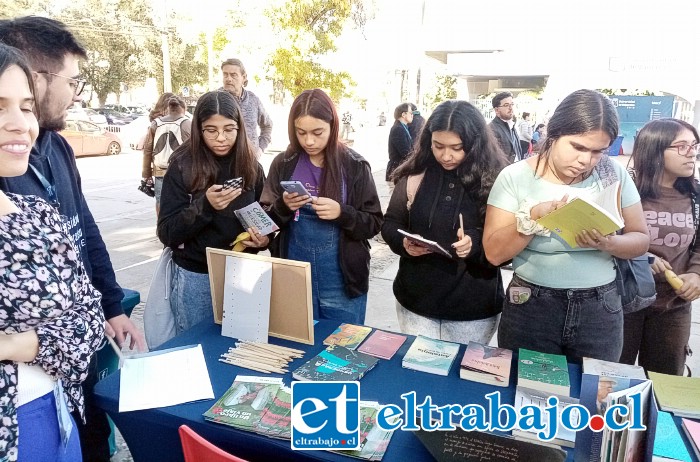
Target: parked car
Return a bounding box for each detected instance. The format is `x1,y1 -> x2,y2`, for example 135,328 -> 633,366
60,120 -> 122,157
67,107 -> 108,126
97,108 -> 132,125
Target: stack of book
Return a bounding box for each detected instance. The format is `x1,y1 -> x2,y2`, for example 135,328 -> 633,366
459,342 -> 512,387
330,401 -> 401,461
516,348 -> 570,396
648,372 -> 700,419
401,335 -> 460,376
292,345 -> 379,381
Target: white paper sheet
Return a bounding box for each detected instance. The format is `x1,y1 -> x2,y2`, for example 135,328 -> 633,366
119,344 -> 214,412
221,255 -> 272,342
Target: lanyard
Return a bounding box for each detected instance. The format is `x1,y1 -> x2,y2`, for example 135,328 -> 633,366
691,192 -> 698,248
29,160 -> 60,208
401,123 -> 412,143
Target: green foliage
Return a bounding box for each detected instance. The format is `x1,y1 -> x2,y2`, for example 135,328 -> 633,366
266,0 -> 370,102
427,75 -> 458,110
0,0 -> 54,19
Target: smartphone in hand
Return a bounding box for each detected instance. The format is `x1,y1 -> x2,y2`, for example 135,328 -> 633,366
222,177 -> 244,191
280,180 -> 311,197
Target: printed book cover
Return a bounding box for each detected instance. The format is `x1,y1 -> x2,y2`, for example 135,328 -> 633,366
357,330 -> 407,360
331,401 -> 400,460
459,342 -> 512,387
582,357 -> 646,380
681,418 -> 700,461
517,348 -> 570,396
648,371 -> 700,418
536,180 -> 622,248
397,229 -> 452,258
512,386 -> 580,448
254,385 -> 292,439
202,375 -> 283,430
292,345 -> 379,382
323,323 -> 373,350
402,335 -> 461,376
234,201 -> 279,236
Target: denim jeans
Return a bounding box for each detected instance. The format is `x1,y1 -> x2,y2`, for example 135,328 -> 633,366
288,205 -> 367,324
170,262 -> 214,334
497,274 -> 623,362
620,291 -> 691,375
396,300 -> 499,344
154,176 -> 164,207
18,392 -> 82,462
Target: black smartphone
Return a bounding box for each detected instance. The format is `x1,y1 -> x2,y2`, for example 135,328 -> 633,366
222,177 -> 244,191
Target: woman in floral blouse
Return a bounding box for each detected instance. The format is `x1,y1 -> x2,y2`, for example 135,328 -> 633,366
0,44 -> 105,461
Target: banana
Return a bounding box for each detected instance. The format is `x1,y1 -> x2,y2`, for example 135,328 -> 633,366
665,269 -> 684,290
231,231 -> 251,252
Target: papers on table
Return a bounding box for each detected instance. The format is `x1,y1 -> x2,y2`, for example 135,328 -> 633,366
119,344 -> 214,412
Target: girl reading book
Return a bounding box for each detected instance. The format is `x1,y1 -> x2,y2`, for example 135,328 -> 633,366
620,118 -> 700,375
484,89 -> 649,362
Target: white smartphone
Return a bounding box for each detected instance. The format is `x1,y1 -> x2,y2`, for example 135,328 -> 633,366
280,180 -> 311,197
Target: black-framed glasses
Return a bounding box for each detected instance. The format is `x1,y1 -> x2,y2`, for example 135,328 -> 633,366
666,143 -> 700,156
202,127 -> 238,140
37,72 -> 87,96
497,103 -> 515,109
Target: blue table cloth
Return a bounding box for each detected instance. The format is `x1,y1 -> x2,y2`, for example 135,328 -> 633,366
94,320 -> 581,462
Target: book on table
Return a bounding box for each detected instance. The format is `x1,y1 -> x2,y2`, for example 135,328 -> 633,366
652,410 -> 694,462
648,372 -> 700,419
292,345 -> 379,382
516,348 -> 570,396
598,379 -> 652,462
511,386 -> 581,448
681,418 -> 700,461
459,342 -> 512,387
357,330 -> 407,360
402,335 -> 460,376
536,180 -> 622,248
397,229 -> 452,258
323,323 -> 373,350
582,357 -> 647,380
330,401 -> 401,461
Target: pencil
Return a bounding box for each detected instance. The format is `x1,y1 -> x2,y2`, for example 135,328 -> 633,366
459,213 -> 464,236
106,335 -> 125,362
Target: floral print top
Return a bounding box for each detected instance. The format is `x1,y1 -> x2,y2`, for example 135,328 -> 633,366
0,194 -> 105,462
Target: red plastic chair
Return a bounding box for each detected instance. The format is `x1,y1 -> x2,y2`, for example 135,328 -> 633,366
178,425 -> 249,462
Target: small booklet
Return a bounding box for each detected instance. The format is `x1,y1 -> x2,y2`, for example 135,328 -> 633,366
234,201 -> 280,236
398,229 -> 452,258
323,323 -> 373,350
357,330 -> 407,360
202,375 -> 283,430
292,345 -> 379,382
402,335 -> 460,376
459,342 -> 512,387
536,180 -> 622,248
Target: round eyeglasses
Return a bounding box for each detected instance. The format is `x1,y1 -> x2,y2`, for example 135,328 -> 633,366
202,127 -> 238,140
666,143 -> 700,156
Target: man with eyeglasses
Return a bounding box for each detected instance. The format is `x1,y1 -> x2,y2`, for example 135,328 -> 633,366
489,91 -> 523,163
0,16 -> 146,462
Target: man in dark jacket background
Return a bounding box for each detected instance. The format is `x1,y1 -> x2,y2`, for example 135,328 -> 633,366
488,91 -> 522,163
0,16 -> 146,462
386,102 -> 414,191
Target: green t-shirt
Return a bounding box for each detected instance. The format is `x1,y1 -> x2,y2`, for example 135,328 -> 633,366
487,159 -> 641,288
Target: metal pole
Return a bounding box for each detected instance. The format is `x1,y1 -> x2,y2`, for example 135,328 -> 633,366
161,0 -> 172,93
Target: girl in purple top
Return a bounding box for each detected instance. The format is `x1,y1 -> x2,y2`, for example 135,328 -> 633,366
261,89 -> 383,324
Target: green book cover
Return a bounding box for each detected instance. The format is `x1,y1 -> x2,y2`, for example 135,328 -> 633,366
331,402 -> 400,460
254,386 -> 292,439
203,376 -> 283,430
648,372 -> 700,418
517,348 -> 570,394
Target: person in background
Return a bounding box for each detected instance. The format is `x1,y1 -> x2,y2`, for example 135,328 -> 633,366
517,111 -> 533,156
340,110 -> 353,140
142,95 -> 191,215
0,16 -> 146,461
408,103 -> 426,141
378,111 -> 386,126
620,118 -> 700,375
261,89 -> 383,324
157,91 -> 268,334
484,89 -> 649,362
381,100 -> 508,343
139,92 -> 174,196
220,58 -> 272,158
489,91 -> 522,162
532,123 -> 545,149
0,42 -> 105,462
385,102 -> 414,192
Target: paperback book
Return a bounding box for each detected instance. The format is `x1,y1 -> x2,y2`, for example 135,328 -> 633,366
357,330 -> 407,360
292,345 -> 379,382
582,357 -> 646,380
459,342 -> 512,387
202,376 -> 283,430
512,386 -> 580,448
517,348 -> 570,396
323,323 -> 373,350
648,371 -> 700,419
402,335 -> 460,376
255,385 -> 292,439
397,229 -> 452,258
234,201 -> 279,236
681,418 -> 700,461
330,401 -> 400,460
536,180 -> 622,248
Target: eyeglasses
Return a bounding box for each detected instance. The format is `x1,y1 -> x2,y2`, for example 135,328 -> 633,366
37,72 -> 87,96
666,143 -> 700,156
497,103 -> 515,109
202,127 -> 238,140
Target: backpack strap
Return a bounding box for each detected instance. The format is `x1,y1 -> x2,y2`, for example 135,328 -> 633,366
406,171 -> 425,210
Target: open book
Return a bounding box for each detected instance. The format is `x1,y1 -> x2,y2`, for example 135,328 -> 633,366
398,229 -> 452,258
536,181 -> 622,248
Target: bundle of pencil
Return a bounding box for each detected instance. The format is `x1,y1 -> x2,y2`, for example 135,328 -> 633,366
219,341 -> 304,374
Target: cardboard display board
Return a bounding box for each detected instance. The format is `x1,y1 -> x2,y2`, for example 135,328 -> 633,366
206,248 -> 314,345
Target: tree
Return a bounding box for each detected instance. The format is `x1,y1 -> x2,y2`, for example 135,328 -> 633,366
0,0 -> 54,19
265,0 -> 372,103
426,75 -> 458,110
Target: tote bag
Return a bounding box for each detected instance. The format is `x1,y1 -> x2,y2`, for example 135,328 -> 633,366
143,247 -> 176,350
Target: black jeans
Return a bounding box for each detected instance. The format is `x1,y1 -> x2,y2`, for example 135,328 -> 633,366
620,297 -> 691,375
71,356 -> 112,462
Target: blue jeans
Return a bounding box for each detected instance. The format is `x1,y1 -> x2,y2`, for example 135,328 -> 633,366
287,205 -> 367,324
154,176 -> 164,207
170,263 -> 214,334
17,392 -> 82,462
498,274 -> 623,362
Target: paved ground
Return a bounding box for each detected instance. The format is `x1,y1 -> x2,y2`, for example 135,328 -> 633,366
75,141 -> 699,461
